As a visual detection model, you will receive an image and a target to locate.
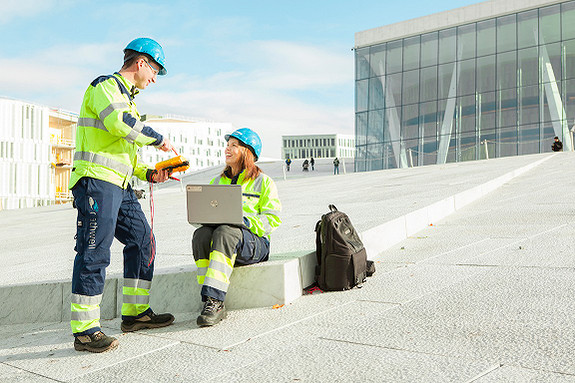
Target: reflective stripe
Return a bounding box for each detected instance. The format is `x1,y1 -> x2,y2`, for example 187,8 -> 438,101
208,259 -> 233,275
262,216 -> 273,236
252,175 -> 263,192
78,117 -> 107,132
99,102 -> 128,121
71,308 -> 100,321
210,250 -> 234,269
71,294 -> 102,305
123,120 -> 145,144
124,278 -> 152,290
212,176 -> 222,184
123,294 -> 150,304
197,267 -> 208,276
74,151 -> 133,175
203,276 -> 230,293
262,209 -> 281,216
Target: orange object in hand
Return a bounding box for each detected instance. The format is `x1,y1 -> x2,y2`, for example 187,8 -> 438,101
155,155 -> 190,174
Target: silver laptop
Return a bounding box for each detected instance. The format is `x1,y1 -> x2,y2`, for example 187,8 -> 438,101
186,184 -> 243,226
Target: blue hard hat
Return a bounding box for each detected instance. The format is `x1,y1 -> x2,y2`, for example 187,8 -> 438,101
225,128 -> 262,161
124,38 -> 167,76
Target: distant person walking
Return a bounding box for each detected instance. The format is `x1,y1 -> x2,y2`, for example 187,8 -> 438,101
310,157 -> 315,171
552,136 -> 563,152
333,157 -> 340,175
285,158 -> 292,171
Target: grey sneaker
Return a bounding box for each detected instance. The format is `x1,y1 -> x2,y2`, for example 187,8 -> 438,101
121,311 -> 175,332
197,297 -> 226,327
74,331 -> 119,353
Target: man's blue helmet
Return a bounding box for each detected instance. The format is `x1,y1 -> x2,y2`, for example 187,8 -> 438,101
225,128 -> 262,161
124,38 -> 167,76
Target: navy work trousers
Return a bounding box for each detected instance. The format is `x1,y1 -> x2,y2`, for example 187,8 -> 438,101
71,177 -> 154,298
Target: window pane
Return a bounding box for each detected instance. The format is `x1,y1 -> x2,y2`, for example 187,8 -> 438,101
457,95 -> 476,136
540,4 -> 561,44
355,145 -> 367,172
368,109 -> 384,144
355,112 -> 368,146
368,77 -> 385,110
565,78 -> 575,124
518,47 -> 539,87
562,1 -> 575,40
421,32 -> 438,67
386,40 -> 402,74
356,80 -> 368,112
458,59 -> 476,96
477,19 -> 496,57
420,101 -> 437,139
477,55 -> 496,93
403,36 -> 420,71
356,47 -> 370,80
518,85 -> 539,125
385,73 -> 402,107
420,66 -> 438,102
497,15 -> 516,53
517,9 -> 538,49
366,144 -> 384,171
518,123 -> 540,155
438,62 -> 456,100
498,126 -> 518,156
402,69 -> 419,105
457,24 -> 476,61
478,91 -> 496,131
439,28 -> 456,64
497,52 -> 517,90
540,42 -> 562,83
369,44 -> 386,77
497,88 -> 518,128
542,81 -> 563,123
402,104 -> 419,142
564,39 -> 575,80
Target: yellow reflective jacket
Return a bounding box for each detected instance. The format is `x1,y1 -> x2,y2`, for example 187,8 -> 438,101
70,73 -> 163,189
210,170 -> 282,238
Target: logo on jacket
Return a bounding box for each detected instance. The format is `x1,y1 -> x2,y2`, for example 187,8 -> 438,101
88,196 -> 99,212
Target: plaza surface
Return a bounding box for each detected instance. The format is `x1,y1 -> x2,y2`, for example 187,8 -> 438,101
2,152 -> 575,382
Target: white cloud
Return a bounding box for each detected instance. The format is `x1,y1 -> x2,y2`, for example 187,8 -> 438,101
0,0 -> 61,24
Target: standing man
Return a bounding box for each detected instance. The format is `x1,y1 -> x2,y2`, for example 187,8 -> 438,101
285,157 -> 292,171
333,157 -> 340,175
310,157 -> 315,171
70,38 -> 175,353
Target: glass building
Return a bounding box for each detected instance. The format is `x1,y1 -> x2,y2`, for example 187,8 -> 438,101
354,0 -> 575,171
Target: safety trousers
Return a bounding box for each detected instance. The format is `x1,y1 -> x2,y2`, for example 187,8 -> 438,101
70,177 -> 155,336
192,225 -> 270,302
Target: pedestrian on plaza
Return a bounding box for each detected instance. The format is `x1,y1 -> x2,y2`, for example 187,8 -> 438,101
333,157 -> 340,175
552,136 -> 563,152
310,157 -> 315,171
285,157 -> 292,171
70,38 -> 175,353
302,159 -> 309,171
192,128 -> 281,327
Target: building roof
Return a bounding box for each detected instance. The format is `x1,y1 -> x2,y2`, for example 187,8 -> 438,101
355,0 -> 565,48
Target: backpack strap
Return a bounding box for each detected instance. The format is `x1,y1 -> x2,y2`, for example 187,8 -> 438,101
314,220 -> 322,276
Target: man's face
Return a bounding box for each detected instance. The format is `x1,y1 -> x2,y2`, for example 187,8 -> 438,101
134,58 -> 159,89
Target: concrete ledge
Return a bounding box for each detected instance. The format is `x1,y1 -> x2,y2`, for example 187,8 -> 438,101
0,155 -> 552,326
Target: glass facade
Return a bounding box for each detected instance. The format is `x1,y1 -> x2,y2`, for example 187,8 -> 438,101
355,1 -> 575,171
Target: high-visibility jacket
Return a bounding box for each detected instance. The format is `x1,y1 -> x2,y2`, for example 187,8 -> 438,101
210,170 -> 281,238
70,73 -> 163,189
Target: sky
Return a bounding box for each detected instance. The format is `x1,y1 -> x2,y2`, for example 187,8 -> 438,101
0,0 -> 481,158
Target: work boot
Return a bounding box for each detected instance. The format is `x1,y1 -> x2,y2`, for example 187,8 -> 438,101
197,297 -> 226,327
121,311 -> 175,332
74,331 -> 119,353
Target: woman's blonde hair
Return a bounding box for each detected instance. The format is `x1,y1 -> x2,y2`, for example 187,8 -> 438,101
222,144 -> 262,180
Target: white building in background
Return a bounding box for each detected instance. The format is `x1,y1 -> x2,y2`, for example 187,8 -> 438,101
281,134 -> 355,160
0,97 -> 77,210
133,115 -> 231,186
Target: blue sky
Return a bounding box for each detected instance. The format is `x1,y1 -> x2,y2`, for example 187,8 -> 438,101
0,0 -> 480,157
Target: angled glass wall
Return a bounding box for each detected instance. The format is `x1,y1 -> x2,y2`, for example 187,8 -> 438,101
355,0 -> 575,171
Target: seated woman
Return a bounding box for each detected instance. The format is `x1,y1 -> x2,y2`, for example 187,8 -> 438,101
192,128 -> 282,327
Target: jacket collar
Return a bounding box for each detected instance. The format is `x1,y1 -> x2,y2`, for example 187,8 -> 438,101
113,72 -> 139,100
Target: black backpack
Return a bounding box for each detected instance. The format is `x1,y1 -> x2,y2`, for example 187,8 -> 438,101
315,205 -> 374,291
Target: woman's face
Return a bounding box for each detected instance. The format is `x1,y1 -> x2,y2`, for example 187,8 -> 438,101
225,137 -> 244,167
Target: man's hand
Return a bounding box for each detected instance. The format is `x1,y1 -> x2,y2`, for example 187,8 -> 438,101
158,138 -> 174,152
152,169 -> 171,183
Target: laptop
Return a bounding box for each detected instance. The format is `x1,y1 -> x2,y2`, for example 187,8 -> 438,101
186,184 -> 244,226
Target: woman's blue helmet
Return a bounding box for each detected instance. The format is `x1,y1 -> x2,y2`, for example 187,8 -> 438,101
124,38 -> 167,76
225,128 -> 262,161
